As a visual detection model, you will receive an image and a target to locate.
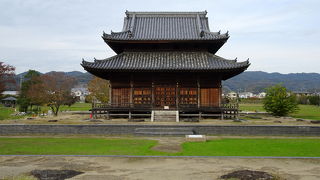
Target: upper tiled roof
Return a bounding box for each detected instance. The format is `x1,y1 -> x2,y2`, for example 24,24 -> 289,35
103,11 -> 229,41
81,51 -> 249,72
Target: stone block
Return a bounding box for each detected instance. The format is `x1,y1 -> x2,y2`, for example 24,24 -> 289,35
185,135 -> 206,142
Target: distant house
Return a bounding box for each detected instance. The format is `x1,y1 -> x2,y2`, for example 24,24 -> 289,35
1,96 -> 17,107
258,92 -> 266,98
2,91 -> 19,96
293,91 -> 313,96
71,88 -> 89,102
238,92 -> 254,99
227,92 -> 238,99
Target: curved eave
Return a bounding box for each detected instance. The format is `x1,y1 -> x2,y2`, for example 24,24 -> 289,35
81,59 -> 250,81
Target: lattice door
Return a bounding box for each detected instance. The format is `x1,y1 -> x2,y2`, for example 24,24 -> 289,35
155,86 -> 176,108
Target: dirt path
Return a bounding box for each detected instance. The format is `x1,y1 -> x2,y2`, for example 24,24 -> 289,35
0,156 -> 319,180
149,137 -> 183,153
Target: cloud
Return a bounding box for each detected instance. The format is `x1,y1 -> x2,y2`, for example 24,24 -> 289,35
0,0 -> 319,73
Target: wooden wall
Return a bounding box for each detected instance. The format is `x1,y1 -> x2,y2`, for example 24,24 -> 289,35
109,73 -> 221,108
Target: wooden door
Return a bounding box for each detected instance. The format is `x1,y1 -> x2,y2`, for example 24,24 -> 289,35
155,86 -> 176,108
200,88 -> 219,107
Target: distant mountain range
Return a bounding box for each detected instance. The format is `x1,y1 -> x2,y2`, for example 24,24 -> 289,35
9,71 -> 320,93
10,71 -> 93,90
223,71 -> 320,93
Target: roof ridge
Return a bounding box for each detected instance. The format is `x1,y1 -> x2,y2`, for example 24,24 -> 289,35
125,10 -> 207,16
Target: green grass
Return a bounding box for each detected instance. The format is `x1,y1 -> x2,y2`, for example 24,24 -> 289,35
0,106 -> 25,120
0,103 -> 91,120
38,102 -> 91,112
178,139 -> 320,157
59,103 -> 91,111
291,105 -> 320,120
0,106 -> 15,120
0,138 -> 166,156
1,137 -> 320,157
240,103 -> 320,120
239,103 -> 265,112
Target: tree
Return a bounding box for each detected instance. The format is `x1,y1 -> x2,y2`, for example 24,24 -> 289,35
64,95 -> 77,107
31,72 -> 76,116
263,84 -> 299,116
308,95 -> 320,106
0,62 -> 15,96
87,76 -> 109,103
17,70 -> 41,112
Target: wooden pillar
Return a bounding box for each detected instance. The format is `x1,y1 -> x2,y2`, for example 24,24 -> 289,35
219,82 -> 222,107
197,75 -> 200,108
176,82 -> 179,109
130,74 -> 133,107
109,83 -> 112,104
151,76 -> 155,109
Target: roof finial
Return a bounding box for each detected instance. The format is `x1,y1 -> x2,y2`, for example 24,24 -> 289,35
235,57 -> 237,62
128,13 -> 136,38
226,31 -> 229,37
218,30 -> 221,35
196,14 -> 203,37
246,58 -> 250,62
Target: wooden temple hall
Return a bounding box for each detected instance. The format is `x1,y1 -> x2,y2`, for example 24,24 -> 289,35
82,11 -> 250,121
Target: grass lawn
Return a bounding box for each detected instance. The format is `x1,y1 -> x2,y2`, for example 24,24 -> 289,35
59,103 -> 91,111
0,103 -> 91,120
291,105 -> 320,120
0,138 -> 166,156
239,103 -> 265,112
239,103 -> 320,120
0,106 -> 25,120
0,137 -> 320,157
179,139 -> 320,157
38,102 -> 91,112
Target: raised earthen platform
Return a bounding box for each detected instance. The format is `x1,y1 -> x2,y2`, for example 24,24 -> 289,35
0,124 -> 319,136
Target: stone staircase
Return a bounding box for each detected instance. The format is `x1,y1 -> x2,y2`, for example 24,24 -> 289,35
134,127 -> 194,136
152,110 -> 179,122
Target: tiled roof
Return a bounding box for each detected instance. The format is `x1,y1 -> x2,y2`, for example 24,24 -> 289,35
2,97 -> 17,101
102,11 -> 228,41
81,51 -> 250,72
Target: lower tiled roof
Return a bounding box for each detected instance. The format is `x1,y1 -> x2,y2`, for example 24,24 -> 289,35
81,51 -> 250,72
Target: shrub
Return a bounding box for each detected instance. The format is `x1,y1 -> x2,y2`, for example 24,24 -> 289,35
263,85 -> 299,116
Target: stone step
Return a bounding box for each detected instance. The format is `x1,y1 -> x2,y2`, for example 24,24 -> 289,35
154,119 -> 176,122
135,128 -> 194,135
152,110 -> 178,122
154,110 -> 176,114
154,116 -> 176,119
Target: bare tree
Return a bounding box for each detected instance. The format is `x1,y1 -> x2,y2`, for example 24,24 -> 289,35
30,72 -> 76,116
87,76 -> 109,103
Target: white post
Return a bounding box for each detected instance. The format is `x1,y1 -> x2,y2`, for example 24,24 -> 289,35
151,110 -> 154,122
176,110 -> 179,122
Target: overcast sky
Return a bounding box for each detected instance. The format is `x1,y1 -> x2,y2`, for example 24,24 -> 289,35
1,0 -> 319,74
